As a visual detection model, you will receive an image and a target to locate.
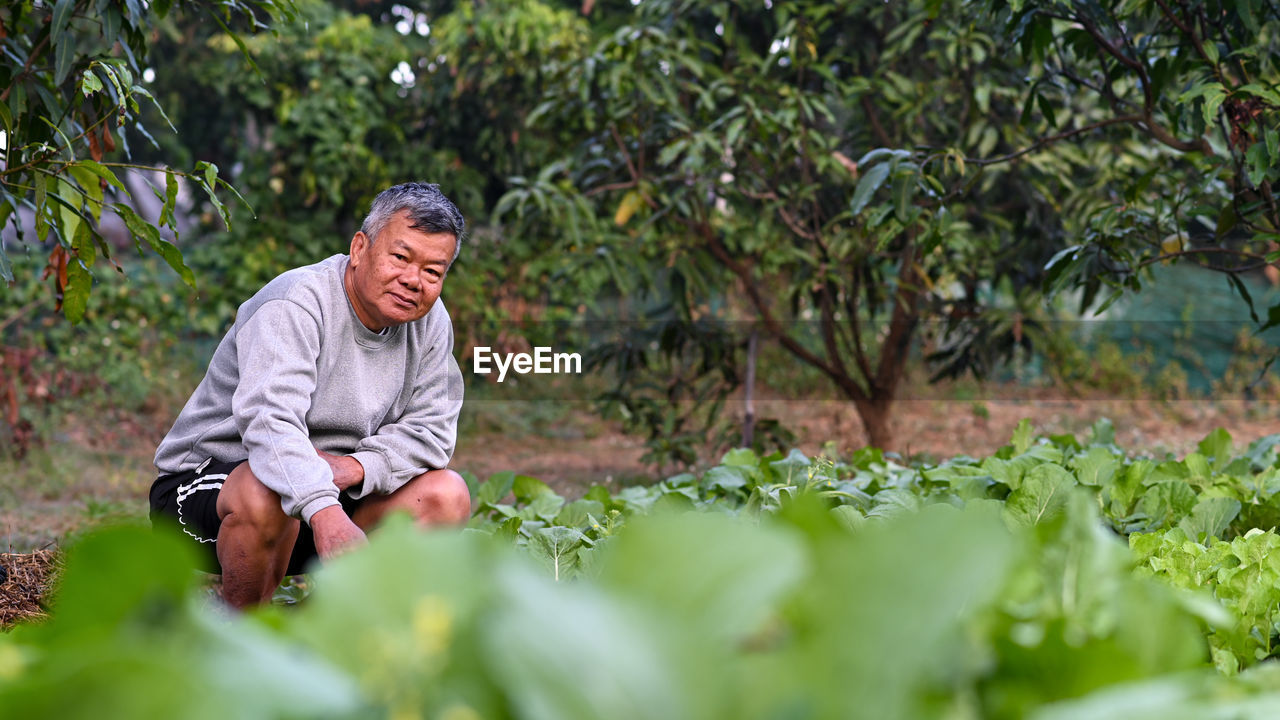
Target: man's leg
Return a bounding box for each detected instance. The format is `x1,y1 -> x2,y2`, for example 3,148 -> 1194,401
350,468 -> 472,530
215,462 -> 301,609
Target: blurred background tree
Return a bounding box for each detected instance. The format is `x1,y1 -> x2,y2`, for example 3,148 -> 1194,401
1,0 -> 1276,460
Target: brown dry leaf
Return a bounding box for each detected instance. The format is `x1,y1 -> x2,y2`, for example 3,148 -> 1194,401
45,245 -> 69,311
832,150 -> 858,177
89,129 -> 103,162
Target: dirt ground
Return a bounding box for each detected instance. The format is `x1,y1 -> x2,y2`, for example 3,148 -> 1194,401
3,390 -> 1280,553
452,394 -> 1280,496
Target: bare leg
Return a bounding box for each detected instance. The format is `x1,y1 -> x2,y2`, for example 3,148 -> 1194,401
351,468 -> 471,530
215,462 -> 300,609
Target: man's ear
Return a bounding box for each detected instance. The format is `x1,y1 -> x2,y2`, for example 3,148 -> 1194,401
349,231 -> 369,265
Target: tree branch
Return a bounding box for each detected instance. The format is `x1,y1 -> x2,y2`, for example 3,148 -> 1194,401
1135,246 -> 1271,271
967,115 -> 1144,166
702,224 -> 869,402
845,269 -> 875,385
860,95 -> 893,147
874,237 -> 923,393
1070,10 -> 1214,155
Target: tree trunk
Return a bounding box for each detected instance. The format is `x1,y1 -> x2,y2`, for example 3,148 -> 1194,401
853,396 -> 894,450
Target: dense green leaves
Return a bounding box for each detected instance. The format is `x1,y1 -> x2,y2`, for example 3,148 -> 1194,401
15,423 -> 1280,717
0,0 -> 294,320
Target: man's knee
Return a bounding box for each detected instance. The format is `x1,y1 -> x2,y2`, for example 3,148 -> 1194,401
406,468 -> 472,525
217,462 -> 295,537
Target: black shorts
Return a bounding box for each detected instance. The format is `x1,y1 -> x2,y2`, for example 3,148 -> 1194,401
149,458 -> 359,576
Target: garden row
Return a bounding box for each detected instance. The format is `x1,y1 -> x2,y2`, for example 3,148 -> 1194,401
5,421 -> 1280,718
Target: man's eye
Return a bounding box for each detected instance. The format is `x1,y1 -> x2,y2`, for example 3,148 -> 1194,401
393,254 -> 407,261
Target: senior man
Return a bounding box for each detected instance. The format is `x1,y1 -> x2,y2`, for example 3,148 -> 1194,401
150,182 -> 471,608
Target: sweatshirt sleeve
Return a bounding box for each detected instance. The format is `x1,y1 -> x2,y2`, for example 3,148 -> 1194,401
348,313 -> 464,499
232,299 -> 340,524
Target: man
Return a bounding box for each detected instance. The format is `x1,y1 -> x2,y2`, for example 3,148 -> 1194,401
150,182 -> 471,608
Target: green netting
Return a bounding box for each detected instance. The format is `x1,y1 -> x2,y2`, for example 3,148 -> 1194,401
1088,264 -> 1280,393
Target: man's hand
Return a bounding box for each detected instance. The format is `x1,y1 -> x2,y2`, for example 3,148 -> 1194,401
309,505 -> 367,559
316,448 -> 365,491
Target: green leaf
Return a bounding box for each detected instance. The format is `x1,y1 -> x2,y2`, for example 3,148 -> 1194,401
769,448 -> 812,482
194,161 -> 233,229
529,526 -> 588,581
80,69 -> 104,97
62,255 -> 92,323
76,160 -> 128,193
850,162 -> 891,216
1179,81 -> 1227,126
1178,497 -> 1242,543
720,447 -> 761,468
1011,418 -> 1035,455
115,203 -> 195,287
1198,428 -> 1232,471
1037,92 -> 1057,128
784,502 -> 1014,719
893,170 -> 914,222
475,471 -> 514,507
1239,0 -> 1260,33
512,473 -> 554,503
554,499 -> 605,529
1246,141 -> 1269,187
1261,302 -> 1280,333
1088,418 -> 1116,446
704,465 -> 752,493
598,512 -> 805,645
1202,41 -> 1219,66
1137,481 -> 1198,529
1004,463 -> 1075,527
66,164 -> 104,223
54,32 -> 76,86
495,515 -> 523,542
481,561 -> 689,720
160,171 -> 179,228
1072,447 -> 1119,488
52,180 -> 83,244
51,0 -> 75,45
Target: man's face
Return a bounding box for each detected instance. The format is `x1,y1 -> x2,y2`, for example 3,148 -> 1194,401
345,211 -> 456,332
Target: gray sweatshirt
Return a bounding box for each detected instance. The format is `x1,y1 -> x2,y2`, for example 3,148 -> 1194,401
154,254 -> 464,524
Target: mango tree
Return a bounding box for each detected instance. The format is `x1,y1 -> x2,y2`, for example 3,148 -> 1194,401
499,0 -> 1075,449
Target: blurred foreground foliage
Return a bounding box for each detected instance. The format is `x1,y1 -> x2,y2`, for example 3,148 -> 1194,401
9,423 -> 1280,717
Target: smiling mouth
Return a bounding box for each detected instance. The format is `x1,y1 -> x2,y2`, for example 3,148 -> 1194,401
389,293 -> 418,308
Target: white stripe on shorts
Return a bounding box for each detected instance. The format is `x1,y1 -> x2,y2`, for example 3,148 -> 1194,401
175,464 -> 227,544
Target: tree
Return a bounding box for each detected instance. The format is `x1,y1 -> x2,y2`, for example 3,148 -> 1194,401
499,0 -> 1069,449
501,0 -> 1280,450
136,0 -> 598,347
991,0 -> 1280,323
0,0 -> 295,322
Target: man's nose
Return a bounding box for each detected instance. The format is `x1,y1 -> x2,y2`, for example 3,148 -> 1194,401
399,267 -> 420,289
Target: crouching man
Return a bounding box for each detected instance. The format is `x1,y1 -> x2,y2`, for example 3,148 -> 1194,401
150,182 -> 471,608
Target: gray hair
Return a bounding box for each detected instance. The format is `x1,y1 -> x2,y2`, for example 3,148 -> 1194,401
360,182 -> 466,263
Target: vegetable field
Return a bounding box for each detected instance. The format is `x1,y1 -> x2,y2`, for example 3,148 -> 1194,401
7,420 -> 1280,718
